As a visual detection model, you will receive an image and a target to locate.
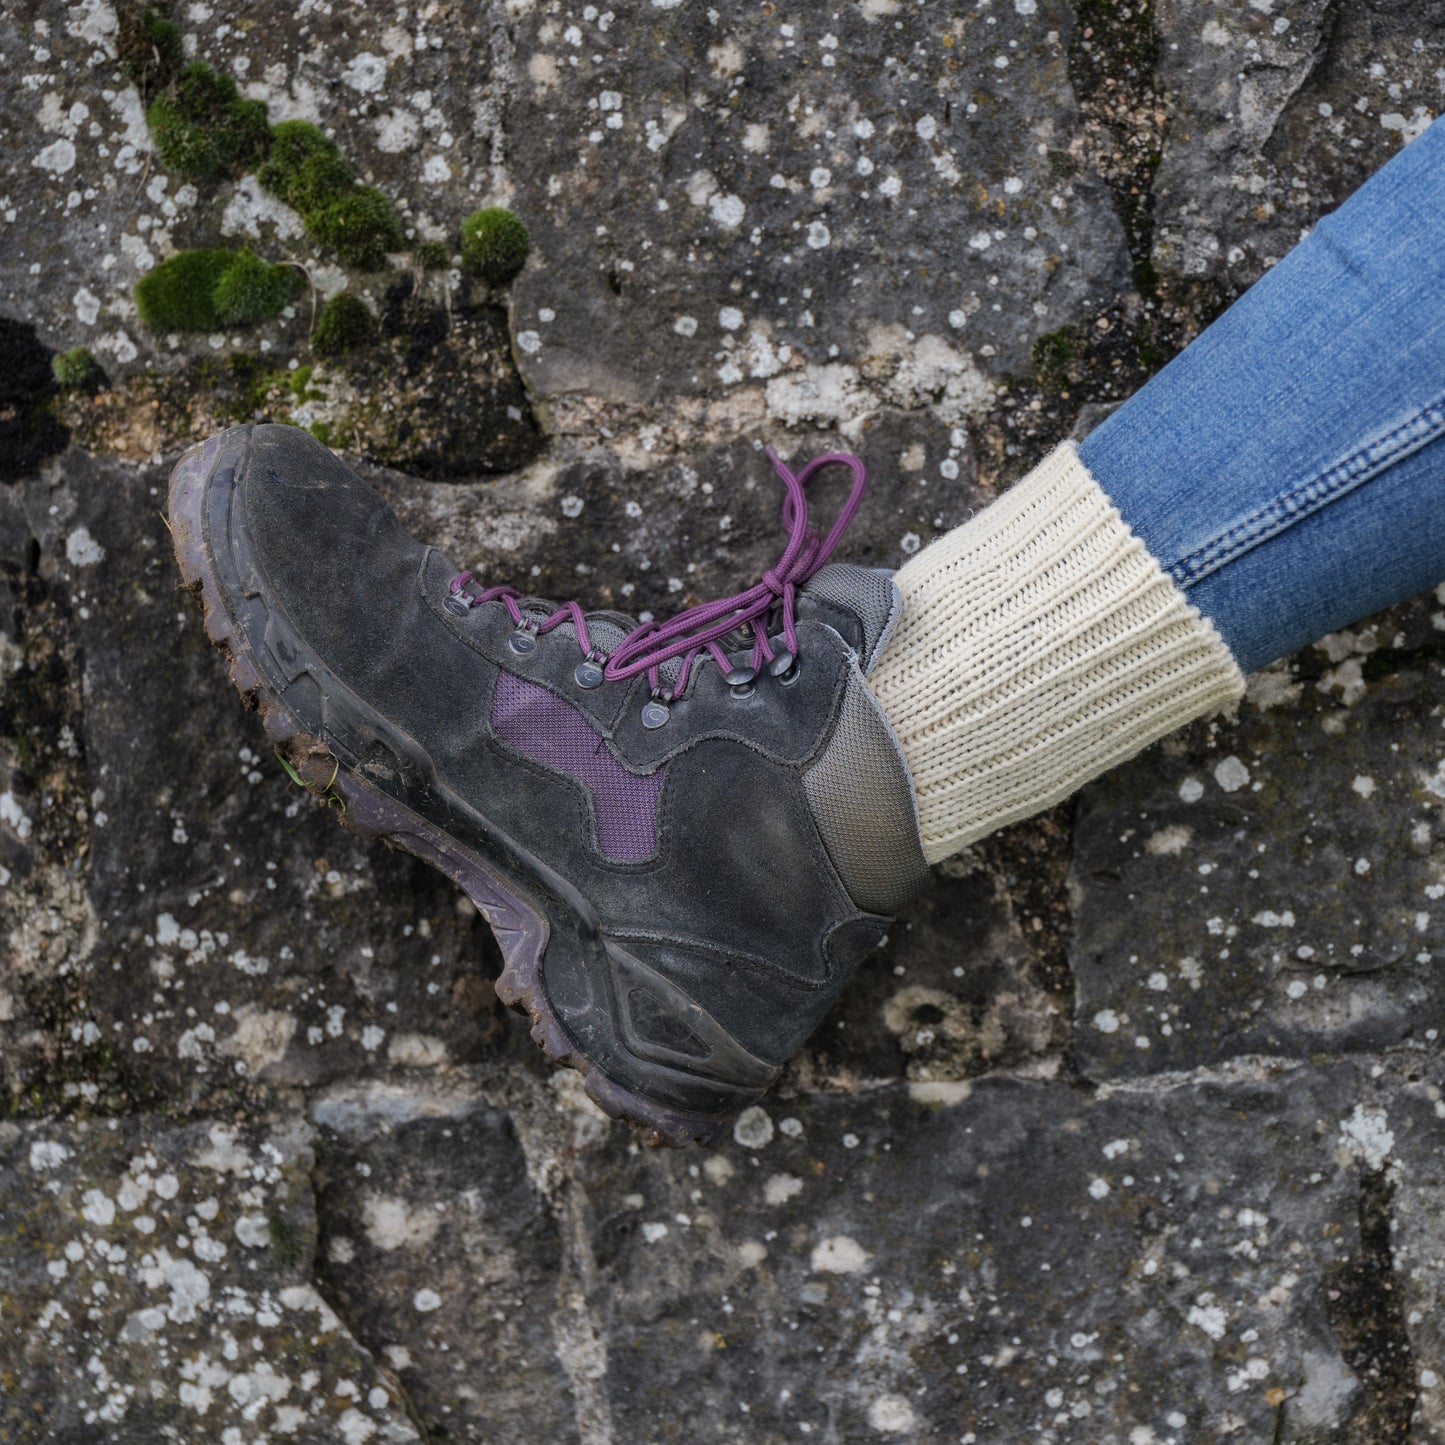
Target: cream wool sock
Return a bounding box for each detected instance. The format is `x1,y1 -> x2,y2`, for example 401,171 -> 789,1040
870,440 -> 1246,863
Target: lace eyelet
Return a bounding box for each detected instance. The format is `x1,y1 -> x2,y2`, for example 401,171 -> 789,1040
724,666 -> 756,700
508,623 -> 540,656
444,592 -> 474,616
641,692 -> 671,729
766,650 -> 799,684
574,650 -> 606,689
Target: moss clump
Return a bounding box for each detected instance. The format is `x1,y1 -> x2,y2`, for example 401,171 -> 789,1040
135,249 -> 233,331
146,62 -> 269,180
305,187 -> 403,270
136,249 -> 296,332
414,239 -> 451,271
212,251 -> 297,326
117,6 -> 184,95
257,121 -> 353,212
460,207 -> 529,284
256,121 -> 403,270
312,294 -> 375,357
52,347 -> 106,392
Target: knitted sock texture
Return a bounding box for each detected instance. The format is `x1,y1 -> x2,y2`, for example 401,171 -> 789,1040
870,440 -> 1246,863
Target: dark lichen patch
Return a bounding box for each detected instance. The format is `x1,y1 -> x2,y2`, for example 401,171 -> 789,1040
193,353 -> 295,422
268,1211 -> 311,1269
312,294 -> 375,357
0,316 -> 67,484
330,289 -> 542,478
51,347 -> 106,394
146,62 -> 270,181
116,3 -> 183,97
461,207 -> 530,284
1030,324 -> 1087,396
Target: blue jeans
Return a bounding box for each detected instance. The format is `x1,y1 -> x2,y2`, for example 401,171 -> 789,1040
1081,117 -> 1445,673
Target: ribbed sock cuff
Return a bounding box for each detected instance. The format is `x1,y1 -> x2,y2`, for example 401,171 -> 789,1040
870,440 -> 1246,863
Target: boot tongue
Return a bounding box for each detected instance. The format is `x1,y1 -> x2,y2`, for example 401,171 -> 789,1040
797,562 -> 903,675
515,598 -> 637,658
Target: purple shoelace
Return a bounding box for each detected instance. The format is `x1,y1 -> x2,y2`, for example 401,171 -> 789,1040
448,446 -> 869,698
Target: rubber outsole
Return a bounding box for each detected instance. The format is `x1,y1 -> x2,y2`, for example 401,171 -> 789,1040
168,429 -> 733,1148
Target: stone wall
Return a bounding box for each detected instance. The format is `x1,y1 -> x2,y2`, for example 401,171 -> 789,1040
2,1 -> 1443,1441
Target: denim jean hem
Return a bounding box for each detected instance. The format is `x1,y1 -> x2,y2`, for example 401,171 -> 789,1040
1167,390 -> 1445,591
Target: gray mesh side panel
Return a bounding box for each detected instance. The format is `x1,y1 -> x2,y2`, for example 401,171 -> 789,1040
802,667 -> 930,914
801,564 -> 902,673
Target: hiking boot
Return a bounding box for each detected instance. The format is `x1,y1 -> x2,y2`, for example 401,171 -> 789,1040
169,424 -> 930,1145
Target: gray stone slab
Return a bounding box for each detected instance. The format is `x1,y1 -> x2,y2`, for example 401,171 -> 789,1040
310,1093 -> 579,1444
1152,0 -> 1445,286
2,445 -> 541,1116
571,1062 -> 1425,1443
1070,596 -> 1445,1082
506,0 -> 1129,412
0,1114 -> 421,1444
1378,1072 -> 1445,1442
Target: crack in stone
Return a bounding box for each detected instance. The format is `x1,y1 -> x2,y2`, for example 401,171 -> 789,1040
1323,1166 -> 1418,1442
304,1156 -> 439,1445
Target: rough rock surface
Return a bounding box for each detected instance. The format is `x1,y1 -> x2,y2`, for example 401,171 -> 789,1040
1,1 -> 1442,1442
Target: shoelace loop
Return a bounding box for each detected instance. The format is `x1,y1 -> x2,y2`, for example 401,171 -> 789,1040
448,446 -> 868,696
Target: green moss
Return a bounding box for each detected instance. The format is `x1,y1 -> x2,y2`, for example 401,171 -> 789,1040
146,62 -> 269,179
255,119 -> 403,272
1031,323 -> 1086,393
267,1213 -> 308,1269
257,120 -> 353,211
117,6 -> 184,94
212,251 -> 297,326
287,363 -> 316,399
460,207 -> 530,284
312,294 -> 375,357
305,187 -> 403,270
51,347 -> 105,392
414,239 -> 451,271
307,420 -> 334,446
136,249 -> 297,332
134,248 -> 234,331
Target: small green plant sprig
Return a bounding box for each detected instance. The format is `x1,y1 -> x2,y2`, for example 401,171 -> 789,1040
52,347 -> 107,392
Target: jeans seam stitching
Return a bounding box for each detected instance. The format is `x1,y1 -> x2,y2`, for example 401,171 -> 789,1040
1167,396 -> 1445,589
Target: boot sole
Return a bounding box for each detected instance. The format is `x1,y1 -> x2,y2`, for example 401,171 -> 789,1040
168,428 -> 748,1148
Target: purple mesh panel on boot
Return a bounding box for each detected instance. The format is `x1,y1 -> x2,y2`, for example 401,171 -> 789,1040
490,672 -> 666,863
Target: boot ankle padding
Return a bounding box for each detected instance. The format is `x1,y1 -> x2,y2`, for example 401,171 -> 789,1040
802,666 -> 931,914
870,441 -> 1246,863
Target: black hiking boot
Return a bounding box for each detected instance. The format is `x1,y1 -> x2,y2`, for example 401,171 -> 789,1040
169,424 -> 929,1145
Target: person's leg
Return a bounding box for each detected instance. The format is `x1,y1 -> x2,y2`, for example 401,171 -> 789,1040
871,118 -> 1445,862
1082,116 -> 1445,672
